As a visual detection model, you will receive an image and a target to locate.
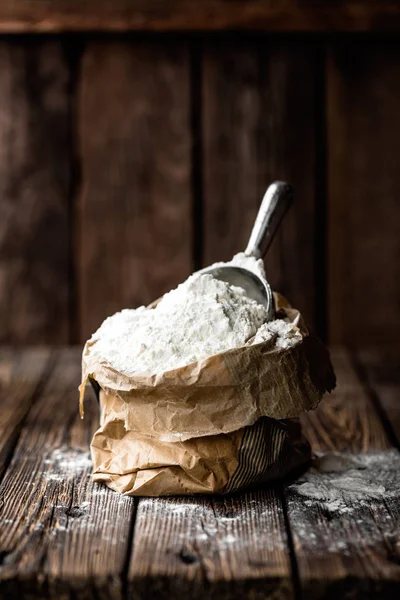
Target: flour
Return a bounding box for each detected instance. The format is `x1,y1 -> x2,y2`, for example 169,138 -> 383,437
89,252 -> 301,376
289,450 -> 400,514
210,251 -> 267,281
286,449 -> 400,556
253,317 -> 302,349
44,448 -> 92,482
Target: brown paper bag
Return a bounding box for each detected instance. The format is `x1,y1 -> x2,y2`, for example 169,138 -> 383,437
92,389 -> 310,495
80,294 -> 335,496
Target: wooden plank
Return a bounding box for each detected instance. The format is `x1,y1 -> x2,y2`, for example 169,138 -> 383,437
78,41 -> 192,341
0,348 -> 135,599
0,1 -> 399,32
356,347 -> 400,445
328,42 -> 400,344
202,41 -> 318,330
284,348 -> 400,599
298,350 -> 389,454
0,349 -> 51,480
0,40 -> 71,344
128,491 -> 294,599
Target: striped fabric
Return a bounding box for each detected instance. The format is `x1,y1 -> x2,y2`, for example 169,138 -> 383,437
225,418 -> 306,493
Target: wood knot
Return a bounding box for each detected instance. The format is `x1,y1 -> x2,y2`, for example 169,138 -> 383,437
178,548 -> 198,565
65,506 -> 84,518
0,550 -> 11,566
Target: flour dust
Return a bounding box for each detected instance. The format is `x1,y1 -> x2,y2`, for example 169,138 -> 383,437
88,252 -> 302,376
290,450 -> 400,513
287,449 -> 400,554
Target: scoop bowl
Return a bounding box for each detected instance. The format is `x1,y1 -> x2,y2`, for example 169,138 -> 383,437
201,181 -> 293,321
201,265 -> 274,320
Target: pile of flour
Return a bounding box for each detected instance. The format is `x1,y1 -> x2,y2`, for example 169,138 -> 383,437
89,253 -> 302,376
290,451 -> 400,514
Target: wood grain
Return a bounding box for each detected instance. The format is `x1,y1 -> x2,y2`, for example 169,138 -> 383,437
299,349 -> 389,454
356,347 -> 400,445
0,40 -> 71,344
202,41 -> 318,330
0,1 -> 399,32
0,348 -> 51,480
128,492 -> 294,599
0,349 -> 136,599
328,42 -> 400,344
284,348 -> 400,598
78,41 -> 192,341
1,347 -> 400,598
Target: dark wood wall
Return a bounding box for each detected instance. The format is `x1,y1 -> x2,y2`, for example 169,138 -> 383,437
0,6 -> 399,346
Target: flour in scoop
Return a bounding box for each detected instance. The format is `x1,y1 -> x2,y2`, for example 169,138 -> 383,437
89,253 -> 301,376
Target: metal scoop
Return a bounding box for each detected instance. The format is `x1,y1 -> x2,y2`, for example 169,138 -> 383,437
201,181 -> 293,321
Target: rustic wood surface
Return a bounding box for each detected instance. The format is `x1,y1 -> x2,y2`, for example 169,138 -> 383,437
202,41 -> 318,330
0,349 -> 51,480
0,40 -> 71,344
0,346 -> 399,600
128,490 -> 293,599
78,41 -> 193,340
0,349 -> 136,598
356,347 -> 400,446
285,348 -> 400,598
328,42 -> 400,345
0,1 -> 399,32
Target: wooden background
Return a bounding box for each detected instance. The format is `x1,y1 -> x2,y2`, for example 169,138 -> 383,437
0,3 -> 399,346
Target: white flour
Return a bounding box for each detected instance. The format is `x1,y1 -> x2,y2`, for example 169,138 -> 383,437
253,317 -> 302,349
286,449 -> 400,555
89,253 -> 301,376
210,252 -> 267,281
289,450 -> 400,513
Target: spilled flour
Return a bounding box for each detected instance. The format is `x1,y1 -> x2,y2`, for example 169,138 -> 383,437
88,252 -> 302,375
43,448 -> 92,482
139,492 -> 286,554
290,449 -> 400,513
286,449 -> 400,556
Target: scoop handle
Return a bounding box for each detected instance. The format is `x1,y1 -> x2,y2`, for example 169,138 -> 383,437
244,181 -> 293,259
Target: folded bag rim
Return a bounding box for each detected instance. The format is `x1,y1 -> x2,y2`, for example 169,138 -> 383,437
79,295 -> 335,443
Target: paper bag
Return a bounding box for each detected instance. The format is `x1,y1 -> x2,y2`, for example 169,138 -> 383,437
92,388 -> 311,495
80,294 -> 335,495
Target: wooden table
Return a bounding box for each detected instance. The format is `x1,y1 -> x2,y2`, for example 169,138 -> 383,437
0,347 -> 399,599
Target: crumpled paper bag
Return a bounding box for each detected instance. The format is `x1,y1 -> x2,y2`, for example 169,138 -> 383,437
80,293 -> 335,495
92,389 -> 311,495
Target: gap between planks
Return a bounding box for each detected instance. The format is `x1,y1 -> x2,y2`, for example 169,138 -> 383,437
0,348 -> 55,483
0,349 -> 137,599
353,347 -> 400,451
283,347 -> 400,599
1,347 -> 400,600
0,349 -> 298,599
129,489 -> 295,600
